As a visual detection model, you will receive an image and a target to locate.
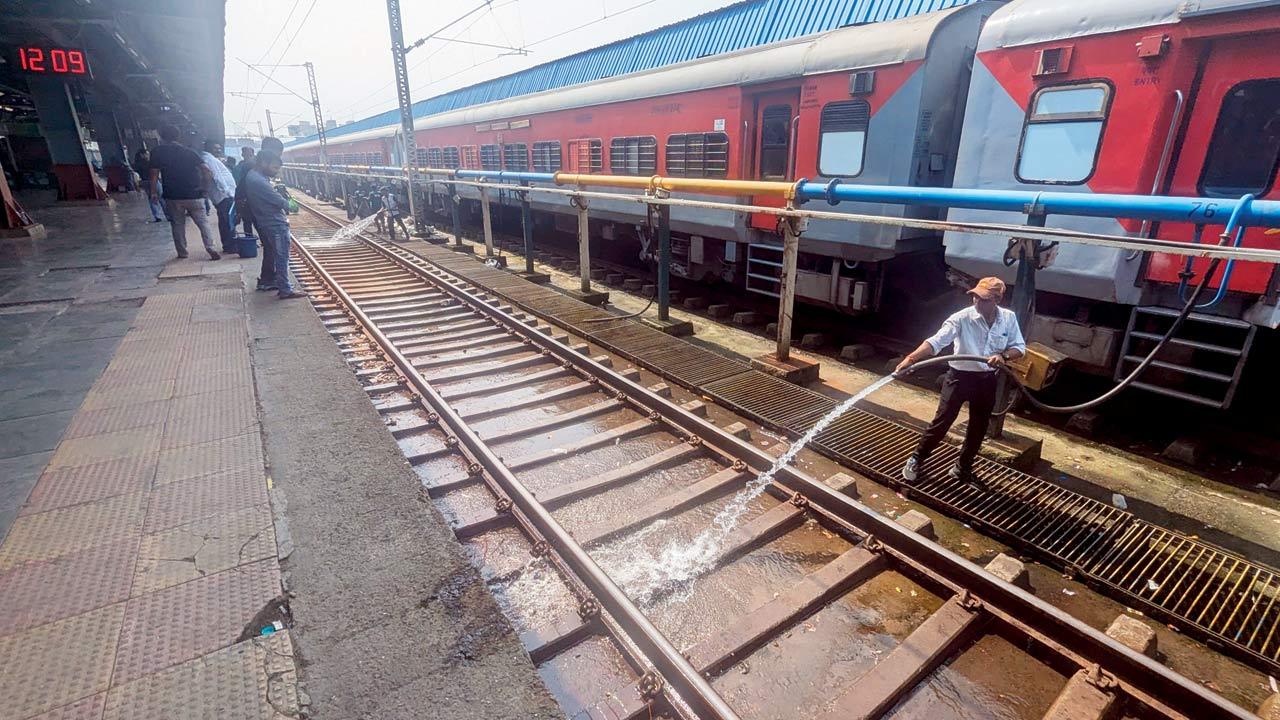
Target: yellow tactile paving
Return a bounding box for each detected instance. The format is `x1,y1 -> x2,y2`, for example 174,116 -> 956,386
0,603 -> 125,718
154,432 -> 264,486
133,504 -> 275,595
0,491 -> 148,570
62,400 -> 171,440
0,273 -> 297,719
46,426 -> 164,469
80,379 -> 176,412
102,631 -> 299,720
21,453 -> 158,515
25,692 -> 106,720
162,389 -> 259,450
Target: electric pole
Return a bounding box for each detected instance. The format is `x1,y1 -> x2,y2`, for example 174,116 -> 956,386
265,109 -> 275,138
386,0 -> 418,224
303,61 -> 332,197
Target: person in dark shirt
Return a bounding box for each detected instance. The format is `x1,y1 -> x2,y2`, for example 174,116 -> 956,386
149,125 -> 218,259
133,148 -> 166,222
243,150 -> 305,299
250,137 -> 287,290
233,147 -> 257,240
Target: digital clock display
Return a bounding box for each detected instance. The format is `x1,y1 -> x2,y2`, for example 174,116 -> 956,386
17,47 -> 91,77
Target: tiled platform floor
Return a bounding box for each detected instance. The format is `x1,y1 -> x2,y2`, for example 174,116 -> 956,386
0,271 -> 300,719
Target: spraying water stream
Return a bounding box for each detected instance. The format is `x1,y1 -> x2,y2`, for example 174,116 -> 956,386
597,373 -> 900,607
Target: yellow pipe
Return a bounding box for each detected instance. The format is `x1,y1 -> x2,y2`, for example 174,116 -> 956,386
418,167 -> 458,177
552,172 -> 795,199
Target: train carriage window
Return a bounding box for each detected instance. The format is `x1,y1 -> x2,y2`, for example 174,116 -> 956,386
460,145 -> 479,170
480,144 -> 501,171
609,136 -> 657,176
442,147 -> 460,170
532,141 -> 562,173
759,105 -> 793,179
1199,79 -> 1280,197
503,143 -> 529,172
1016,82 -> 1111,184
666,132 -> 729,177
567,139 -> 603,173
817,101 -> 870,177
413,148 -> 429,167
425,147 -> 443,168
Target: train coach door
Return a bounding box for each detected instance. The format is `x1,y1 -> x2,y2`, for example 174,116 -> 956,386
1146,33 -> 1280,295
750,89 -> 800,231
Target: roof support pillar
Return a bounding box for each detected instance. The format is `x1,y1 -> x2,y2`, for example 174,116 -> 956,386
27,76 -> 107,202
84,92 -> 133,192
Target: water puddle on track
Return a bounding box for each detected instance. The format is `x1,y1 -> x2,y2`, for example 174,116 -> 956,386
585,374 -> 898,608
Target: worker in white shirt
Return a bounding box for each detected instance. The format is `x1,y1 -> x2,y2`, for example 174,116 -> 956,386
896,277 -> 1026,487
200,141 -> 238,255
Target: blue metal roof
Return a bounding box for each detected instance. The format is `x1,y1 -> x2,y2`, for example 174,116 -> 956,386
289,0 -> 981,147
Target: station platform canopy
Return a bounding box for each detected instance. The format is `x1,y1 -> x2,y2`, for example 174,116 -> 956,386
0,0 -> 224,211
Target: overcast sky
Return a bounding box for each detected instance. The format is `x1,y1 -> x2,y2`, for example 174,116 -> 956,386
223,0 -> 737,138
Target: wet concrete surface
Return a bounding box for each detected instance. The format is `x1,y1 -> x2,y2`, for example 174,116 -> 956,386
0,193 -> 172,542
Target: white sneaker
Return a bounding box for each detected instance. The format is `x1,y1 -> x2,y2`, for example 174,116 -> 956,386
902,456 -> 920,483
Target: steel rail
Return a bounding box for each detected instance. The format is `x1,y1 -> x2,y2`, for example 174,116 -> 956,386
294,201 -> 1256,720
290,227 -> 742,720
286,164 -> 1280,264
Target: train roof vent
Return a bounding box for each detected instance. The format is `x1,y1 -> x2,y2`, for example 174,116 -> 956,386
849,70 -> 876,95
1034,46 -> 1073,77
821,100 -> 871,130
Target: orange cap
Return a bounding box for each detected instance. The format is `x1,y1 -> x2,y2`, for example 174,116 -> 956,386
967,277 -> 1006,301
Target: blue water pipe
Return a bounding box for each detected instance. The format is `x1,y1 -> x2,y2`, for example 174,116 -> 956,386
299,164 -> 1280,230
1175,194 -> 1253,309
793,183 -> 1280,229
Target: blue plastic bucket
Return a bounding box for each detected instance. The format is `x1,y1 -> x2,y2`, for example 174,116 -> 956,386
237,235 -> 258,258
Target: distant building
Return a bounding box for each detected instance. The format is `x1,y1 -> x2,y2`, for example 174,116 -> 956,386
287,121 -> 316,138
324,119 -> 337,130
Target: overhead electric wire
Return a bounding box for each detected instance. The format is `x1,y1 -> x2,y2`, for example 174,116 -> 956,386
242,0 -> 319,125
331,0 -> 520,120
239,0 -> 301,126
337,0 -> 664,124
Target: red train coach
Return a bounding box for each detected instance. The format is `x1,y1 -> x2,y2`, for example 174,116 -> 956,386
287,4 -> 996,314
947,0 -> 1280,407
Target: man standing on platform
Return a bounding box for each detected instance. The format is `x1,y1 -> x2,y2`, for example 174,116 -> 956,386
233,147 -> 257,238
896,277 -> 1026,488
200,141 -> 238,255
149,125 -> 219,260
253,138 -> 286,292
243,149 -> 306,299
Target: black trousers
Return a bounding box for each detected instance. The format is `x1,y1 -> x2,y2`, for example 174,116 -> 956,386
912,369 -> 997,473
215,197 -> 235,252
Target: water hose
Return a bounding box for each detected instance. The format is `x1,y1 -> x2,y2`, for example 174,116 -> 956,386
894,250 -> 1227,415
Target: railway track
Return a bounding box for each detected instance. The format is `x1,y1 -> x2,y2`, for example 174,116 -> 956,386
285,203 -> 1257,720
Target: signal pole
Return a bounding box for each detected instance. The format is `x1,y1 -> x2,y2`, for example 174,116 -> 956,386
265,109 -> 275,138
385,0 -> 419,224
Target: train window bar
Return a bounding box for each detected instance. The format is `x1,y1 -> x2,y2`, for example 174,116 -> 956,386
1198,78 -> 1280,198
817,100 -> 870,178
567,139 -> 603,173
480,144 -> 502,172
532,141 -> 563,173
1015,81 -> 1113,185
503,143 -> 529,172
665,132 -> 730,178
609,136 -> 657,176
461,145 -> 480,170
442,147 -> 460,170
425,147 -> 443,168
